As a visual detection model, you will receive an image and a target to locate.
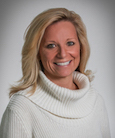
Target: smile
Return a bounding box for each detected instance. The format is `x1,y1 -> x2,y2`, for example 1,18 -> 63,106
54,61 -> 71,66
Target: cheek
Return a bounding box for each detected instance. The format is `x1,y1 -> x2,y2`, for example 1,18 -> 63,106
40,50 -> 54,64
39,51 -> 51,70
73,51 -> 80,58
71,46 -> 80,58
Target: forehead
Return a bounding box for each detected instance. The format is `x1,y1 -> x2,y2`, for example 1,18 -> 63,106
43,21 -> 77,39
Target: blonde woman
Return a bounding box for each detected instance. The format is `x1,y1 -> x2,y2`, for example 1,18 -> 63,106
0,8 -> 110,138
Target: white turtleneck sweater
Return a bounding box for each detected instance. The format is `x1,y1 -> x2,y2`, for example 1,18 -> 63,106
0,71 -> 110,138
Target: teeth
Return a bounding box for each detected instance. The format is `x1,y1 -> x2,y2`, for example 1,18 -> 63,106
55,61 -> 70,66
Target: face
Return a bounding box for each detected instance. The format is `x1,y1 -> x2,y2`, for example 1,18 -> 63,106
39,21 -> 80,80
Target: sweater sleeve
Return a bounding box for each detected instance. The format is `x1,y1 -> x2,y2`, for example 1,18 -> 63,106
0,107 -> 29,138
99,96 -> 111,138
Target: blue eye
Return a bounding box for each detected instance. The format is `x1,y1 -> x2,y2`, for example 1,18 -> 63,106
47,44 -> 56,48
67,41 -> 75,46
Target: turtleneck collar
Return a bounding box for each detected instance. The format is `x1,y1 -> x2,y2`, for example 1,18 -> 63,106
17,71 -> 97,119
39,71 -> 89,102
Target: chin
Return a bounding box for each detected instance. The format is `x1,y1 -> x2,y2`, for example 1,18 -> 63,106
54,70 -> 74,78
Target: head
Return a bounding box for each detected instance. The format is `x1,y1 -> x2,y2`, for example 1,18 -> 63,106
39,20 -> 81,81
9,8 -> 90,96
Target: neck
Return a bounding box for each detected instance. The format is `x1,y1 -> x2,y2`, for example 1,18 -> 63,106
44,72 -> 78,90
35,70 -> 91,118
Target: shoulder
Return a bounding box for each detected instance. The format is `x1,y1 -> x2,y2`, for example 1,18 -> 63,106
7,93 -> 35,115
93,89 -> 105,106
2,93 -> 38,127
0,94 -> 33,137
89,87 -> 109,122
90,87 -> 107,112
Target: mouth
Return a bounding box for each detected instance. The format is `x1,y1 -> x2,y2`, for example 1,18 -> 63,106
54,60 -> 71,66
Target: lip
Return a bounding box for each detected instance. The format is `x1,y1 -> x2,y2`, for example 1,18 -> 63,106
54,60 -> 72,66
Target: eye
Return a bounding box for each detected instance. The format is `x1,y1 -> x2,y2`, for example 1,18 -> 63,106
46,44 -> 56,49
67,41 -> 75,46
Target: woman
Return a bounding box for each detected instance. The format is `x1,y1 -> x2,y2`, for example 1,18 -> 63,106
0,8 -> 110,138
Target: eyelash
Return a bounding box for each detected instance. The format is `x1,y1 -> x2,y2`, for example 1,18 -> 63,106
46,41 -> 75,49
46,44 -> 56,49
67,41 -> 75,46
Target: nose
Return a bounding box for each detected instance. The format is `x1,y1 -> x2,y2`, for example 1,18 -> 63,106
57,45 -> 67,59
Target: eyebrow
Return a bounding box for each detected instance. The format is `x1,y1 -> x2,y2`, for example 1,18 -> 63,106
44,40 -> 56,44
66,38 -> 77,41
45,38 -> 77,42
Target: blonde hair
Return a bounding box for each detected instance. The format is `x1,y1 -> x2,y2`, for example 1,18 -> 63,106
9,8 -> 93,97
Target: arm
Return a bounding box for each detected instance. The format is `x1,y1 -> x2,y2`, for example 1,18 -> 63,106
99,96 -> 111,138
0,107 -> 30,138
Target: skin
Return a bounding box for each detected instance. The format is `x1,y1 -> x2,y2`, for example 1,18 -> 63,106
39,21 -> 80,90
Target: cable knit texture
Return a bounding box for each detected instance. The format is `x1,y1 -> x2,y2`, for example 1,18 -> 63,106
0,71 -> 111,138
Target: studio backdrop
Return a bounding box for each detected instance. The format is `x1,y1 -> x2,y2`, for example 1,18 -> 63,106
0,0 -> 115,137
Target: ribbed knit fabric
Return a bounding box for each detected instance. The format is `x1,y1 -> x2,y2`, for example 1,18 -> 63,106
0,71 -> 111,138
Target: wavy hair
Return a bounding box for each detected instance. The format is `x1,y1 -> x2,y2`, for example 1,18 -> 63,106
9,8 -> 93,97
